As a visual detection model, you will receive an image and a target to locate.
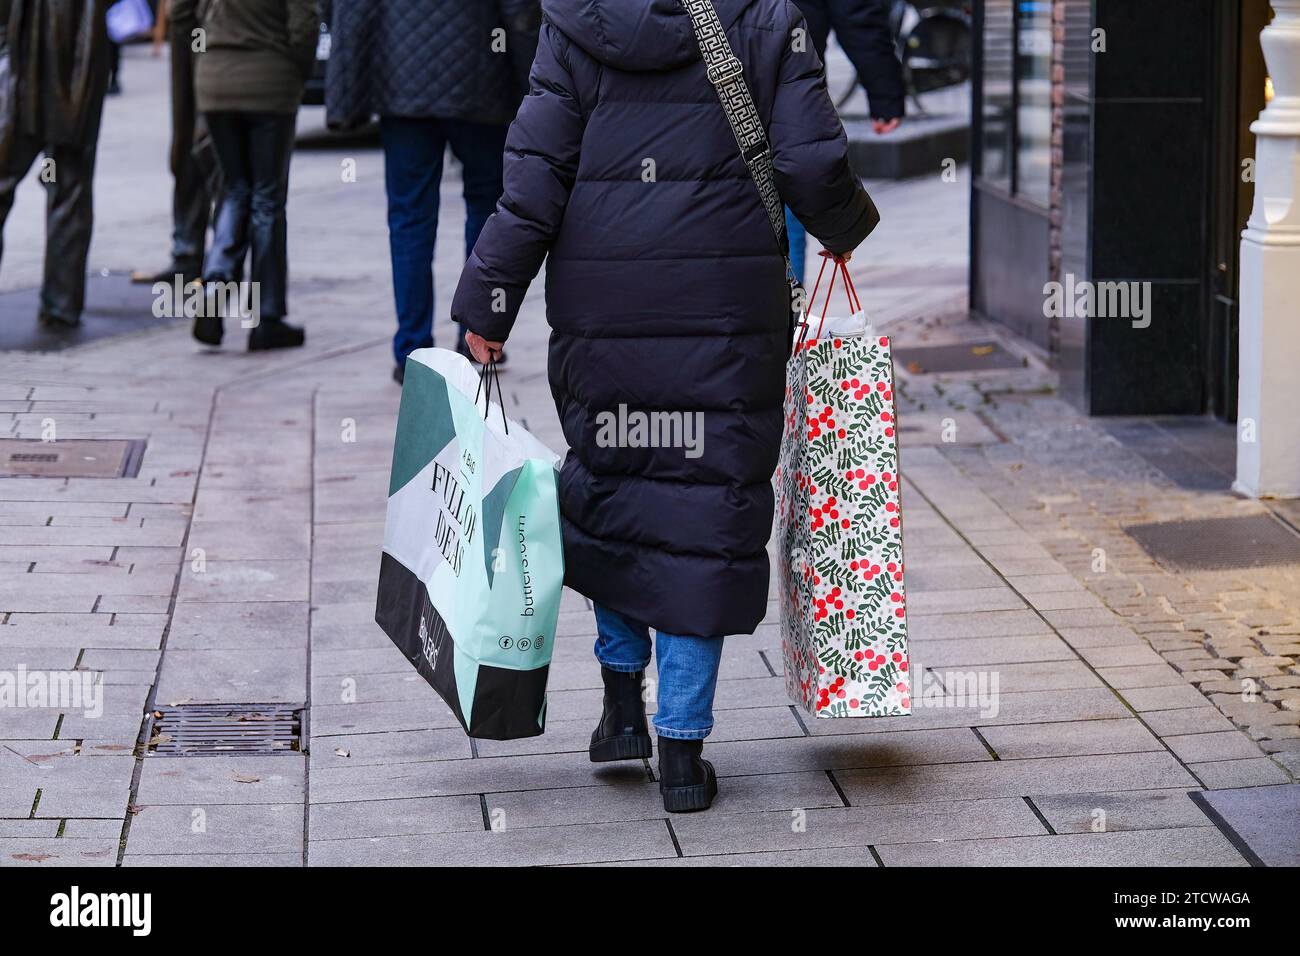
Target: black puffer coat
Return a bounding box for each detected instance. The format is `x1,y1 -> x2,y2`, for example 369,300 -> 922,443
326,0 -> 540,129
451,0 -> 878,639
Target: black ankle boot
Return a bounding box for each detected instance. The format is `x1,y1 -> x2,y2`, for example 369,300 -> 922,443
248,317 -> 305,351
192,311 -> 223,346
589,667 -> 652,763
657,737 -> 717,812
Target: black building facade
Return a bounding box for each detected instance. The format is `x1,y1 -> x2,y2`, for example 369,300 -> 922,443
970,0 -> 1269,416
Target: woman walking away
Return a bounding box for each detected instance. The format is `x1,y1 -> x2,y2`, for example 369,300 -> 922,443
452,0 -> 879,812
174,0 -> 319,350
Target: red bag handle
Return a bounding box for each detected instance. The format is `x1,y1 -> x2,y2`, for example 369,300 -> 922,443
797,251 -> 861,349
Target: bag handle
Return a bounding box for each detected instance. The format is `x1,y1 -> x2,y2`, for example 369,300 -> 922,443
678,0 -> 803,306
473,358 -> 510,435
795,252 -> 861,350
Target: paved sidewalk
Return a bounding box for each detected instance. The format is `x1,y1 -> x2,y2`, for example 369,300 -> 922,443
1,48 -> 1295,868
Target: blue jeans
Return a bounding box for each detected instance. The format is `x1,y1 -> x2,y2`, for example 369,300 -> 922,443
593,605 -> 724,740
785,206 -> 807,286
380,116 -> 507,367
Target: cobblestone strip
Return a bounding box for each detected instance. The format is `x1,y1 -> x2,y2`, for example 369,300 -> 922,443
886,318 -> 1300,783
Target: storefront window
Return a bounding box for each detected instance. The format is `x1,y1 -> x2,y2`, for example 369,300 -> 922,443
1015,0 -> 1053,206
980,0 -> 1014,190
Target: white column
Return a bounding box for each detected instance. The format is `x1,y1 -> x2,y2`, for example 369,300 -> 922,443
1237,0 -> 1300,499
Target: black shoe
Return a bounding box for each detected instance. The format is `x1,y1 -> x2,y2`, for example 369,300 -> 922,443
657,737 -> 718,813
38,311 -> 81,330
192,310 -> 223,346
248,318 -> 305,351
393,364 -> 405,385
589,667 -> 652,763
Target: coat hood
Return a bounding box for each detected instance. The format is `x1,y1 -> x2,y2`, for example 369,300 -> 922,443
542,0 -> 757,72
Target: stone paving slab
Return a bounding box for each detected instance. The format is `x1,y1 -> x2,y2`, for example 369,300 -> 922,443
976,719 -> 1164,760
669,797 -> 1045,857
309,819 -> 679,867
121,852 -> 303,867
486,771 -> 845,829
124,803 -> 303,857
156,647 -> 307,704
1032,788 -> 1213,833
1192,783 -> 1300,866
0,838 -> 120,867
134,757 -> 305,807
835,752 -> 1199,806
874,828 -> 1247,866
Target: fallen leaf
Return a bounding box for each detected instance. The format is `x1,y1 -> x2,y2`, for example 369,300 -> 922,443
971,345 -> 994,356
12,853 -> 54,862
232,772 -> 260,784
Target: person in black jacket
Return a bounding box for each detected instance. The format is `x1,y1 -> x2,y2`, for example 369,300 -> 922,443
452,0 -> 878,812
0,0 -> 111,329
785,0 -> 903,283
797,0 -> 904,131
326,0 -> 541,383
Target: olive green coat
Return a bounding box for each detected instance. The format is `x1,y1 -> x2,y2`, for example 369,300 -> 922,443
172,0 -> 320,114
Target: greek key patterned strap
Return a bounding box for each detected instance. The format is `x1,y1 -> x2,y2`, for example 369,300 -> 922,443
679,0 -> 798,289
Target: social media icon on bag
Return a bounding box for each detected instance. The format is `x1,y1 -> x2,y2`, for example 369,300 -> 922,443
499,636 -> 513,650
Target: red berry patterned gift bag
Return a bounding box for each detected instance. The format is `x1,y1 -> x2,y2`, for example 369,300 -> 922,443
775,255 -> 911,718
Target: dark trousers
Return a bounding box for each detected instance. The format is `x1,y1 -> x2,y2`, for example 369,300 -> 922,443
169,28 -> 216,273
0,82 -> 106,324
380,116 -> 507,366
796,0 -> 905,121
203,111 -> 296,321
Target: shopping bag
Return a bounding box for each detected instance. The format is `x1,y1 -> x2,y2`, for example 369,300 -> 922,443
106,0 -> 154,43
376,349 -> 564,740
775,255 -> 911,718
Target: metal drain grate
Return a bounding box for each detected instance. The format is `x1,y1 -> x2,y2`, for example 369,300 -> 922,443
147,704 -> 304,756
1125,515 -> 1300,572
894,341 -> 1025,374
0,438 -> 146,478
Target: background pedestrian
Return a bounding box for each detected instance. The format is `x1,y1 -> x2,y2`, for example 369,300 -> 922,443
0,0 -> 112,329
175,0 -> 318,351
326,0 -> 541,383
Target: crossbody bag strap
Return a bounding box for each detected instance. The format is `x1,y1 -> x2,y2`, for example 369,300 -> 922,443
678,0 -> 804,304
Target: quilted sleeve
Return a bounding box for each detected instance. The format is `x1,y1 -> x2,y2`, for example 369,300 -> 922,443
769,0 -> 879,254
450,21 -> 584,343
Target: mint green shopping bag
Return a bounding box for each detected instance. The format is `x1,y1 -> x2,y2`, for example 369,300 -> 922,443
376,348 -> 563,739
